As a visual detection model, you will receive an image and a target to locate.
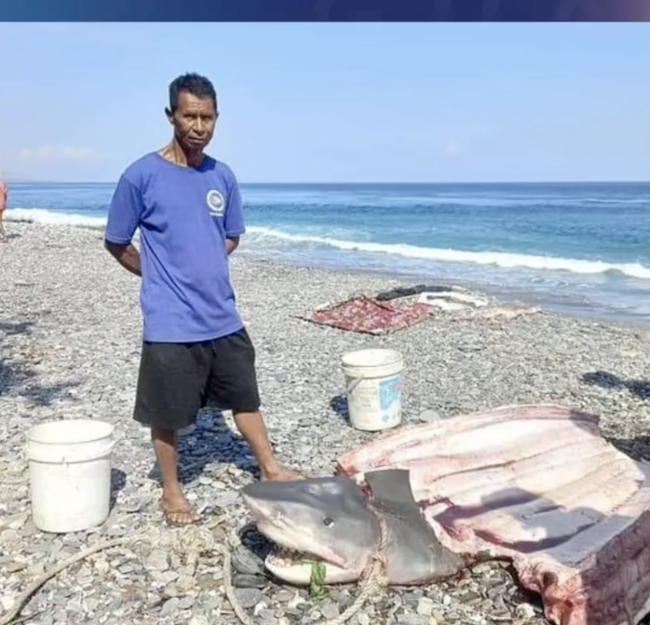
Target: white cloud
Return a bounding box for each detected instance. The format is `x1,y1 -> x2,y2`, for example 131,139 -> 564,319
17,146 -> 98,162
443,141 -> 462,157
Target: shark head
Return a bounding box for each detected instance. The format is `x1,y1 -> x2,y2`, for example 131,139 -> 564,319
241,476 -> 379,584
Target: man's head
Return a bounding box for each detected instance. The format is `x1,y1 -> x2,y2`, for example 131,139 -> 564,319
165,73 -> 218,153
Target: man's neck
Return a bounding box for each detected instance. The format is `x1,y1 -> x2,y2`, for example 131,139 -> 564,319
159,139 -> 204,168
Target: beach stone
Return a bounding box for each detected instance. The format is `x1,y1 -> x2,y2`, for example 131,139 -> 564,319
178,595 -> 195,610
397,615 -> 428,625
275,590 -> 294,602
176,575 -> 196,592
417,597 -> 434,616
320,600 -> 340,620
160,597 -> 179,617
233,573 -> 267,589
214,491 -> 239,508
236,588 -> 263,609
418,410 -> 442,423
160,570 -> 179,584
6,512 -> 28,530
197,593 -> 219,612
4,560 -> 27,573
257,608 -> 277,623
0,529 -> 19,544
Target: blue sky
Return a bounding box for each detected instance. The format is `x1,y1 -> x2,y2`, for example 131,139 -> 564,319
0,23 -> 648,183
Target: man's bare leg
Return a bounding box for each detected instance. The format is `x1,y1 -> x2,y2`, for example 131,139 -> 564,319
152,427 -> 199,524
234,411 -> 301,481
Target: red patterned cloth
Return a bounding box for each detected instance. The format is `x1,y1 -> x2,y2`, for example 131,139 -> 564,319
302,296 -> 432,335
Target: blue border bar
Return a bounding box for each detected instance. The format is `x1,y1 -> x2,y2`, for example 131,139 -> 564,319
0,0 -> 645,21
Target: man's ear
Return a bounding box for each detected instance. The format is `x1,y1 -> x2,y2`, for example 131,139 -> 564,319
165,107 -> 174,125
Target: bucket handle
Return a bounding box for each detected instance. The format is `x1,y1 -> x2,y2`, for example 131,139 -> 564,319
346,378 -> 363,395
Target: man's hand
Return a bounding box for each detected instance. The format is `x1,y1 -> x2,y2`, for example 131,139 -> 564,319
105,241 -> 142,277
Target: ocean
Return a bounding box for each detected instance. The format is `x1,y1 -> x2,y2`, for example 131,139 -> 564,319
5,181 -> 650,325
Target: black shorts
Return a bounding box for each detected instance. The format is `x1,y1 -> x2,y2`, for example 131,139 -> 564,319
133,328 -> 261,431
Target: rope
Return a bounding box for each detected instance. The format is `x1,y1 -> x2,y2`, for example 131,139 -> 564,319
0,501 -> 391,625
221,532 -> 257,625
324,506 -> 389,625
0,517 -> 225,625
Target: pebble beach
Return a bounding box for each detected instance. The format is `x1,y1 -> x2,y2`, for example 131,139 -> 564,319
2,221 -> 650,625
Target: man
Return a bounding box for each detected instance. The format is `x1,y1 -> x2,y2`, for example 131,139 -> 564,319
0,177 -> 7,241
104,73 -> 300,526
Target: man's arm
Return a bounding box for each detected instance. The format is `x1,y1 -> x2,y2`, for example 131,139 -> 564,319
226,236 -> 240,255
0,181 -> 7,211
104,174 -> 144,275
224,168 -> 246,254
104,241 -> 142,276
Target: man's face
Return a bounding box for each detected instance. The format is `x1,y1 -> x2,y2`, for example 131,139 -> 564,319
167,91 -> 218,152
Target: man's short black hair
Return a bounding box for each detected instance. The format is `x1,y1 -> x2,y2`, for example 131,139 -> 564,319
169,73 -> 217,112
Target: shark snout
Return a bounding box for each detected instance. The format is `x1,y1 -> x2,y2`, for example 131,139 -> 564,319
241,480 -> 298,518
240,491 -> 271,521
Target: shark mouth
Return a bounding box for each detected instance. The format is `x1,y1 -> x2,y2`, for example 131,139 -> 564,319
264,545 -> 357,585
250,517 -> 355,584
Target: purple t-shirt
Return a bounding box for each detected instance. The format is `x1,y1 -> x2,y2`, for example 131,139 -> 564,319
105,152 -> 245,343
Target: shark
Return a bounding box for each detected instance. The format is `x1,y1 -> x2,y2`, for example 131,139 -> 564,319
242,404 -> 650,625
241,468 -> 467,586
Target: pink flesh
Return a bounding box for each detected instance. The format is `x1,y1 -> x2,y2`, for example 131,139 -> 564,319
337,404 -> 650,625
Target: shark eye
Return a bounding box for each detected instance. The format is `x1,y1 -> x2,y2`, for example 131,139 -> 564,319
323,517 -> 335,527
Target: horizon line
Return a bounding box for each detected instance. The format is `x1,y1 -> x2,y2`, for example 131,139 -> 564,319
5,179 -> 650,186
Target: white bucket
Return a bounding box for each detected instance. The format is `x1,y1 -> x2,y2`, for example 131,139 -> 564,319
26,419 -> 116,533
341,348 -> 404,432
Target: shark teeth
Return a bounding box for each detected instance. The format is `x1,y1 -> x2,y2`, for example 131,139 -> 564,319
267,546 -> 317,566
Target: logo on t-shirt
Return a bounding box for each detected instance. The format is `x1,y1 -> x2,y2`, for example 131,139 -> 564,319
206,189 -> 226,217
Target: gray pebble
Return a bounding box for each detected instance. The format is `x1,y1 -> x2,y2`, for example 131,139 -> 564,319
320,600 -> 341,620
161,597 -> 180,617
418,409 -> 442,423
214,492 -> 239,508
235,588 -> 263,609
145,550 -> 169,572
257,608 -> 277,624
275,590 -> 295,602
232,573 -> 268,589
232,548 -> 265,575
416,597 -> 434,616
178,595 -> 195,610
397,616 -> 428,625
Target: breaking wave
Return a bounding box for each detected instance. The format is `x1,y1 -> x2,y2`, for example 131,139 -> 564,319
247,226 -> 650,280
7,208 -> 650,281
6,208 -> 106,229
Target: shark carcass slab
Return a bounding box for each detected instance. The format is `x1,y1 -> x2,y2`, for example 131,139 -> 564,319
336,404 -> 650,625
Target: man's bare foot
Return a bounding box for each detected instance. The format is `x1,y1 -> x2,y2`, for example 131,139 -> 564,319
160,492 -> 200,526
261,466 -> 303,482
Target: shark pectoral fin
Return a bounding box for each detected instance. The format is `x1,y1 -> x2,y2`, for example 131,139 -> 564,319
364,469 -> 416,506
364,468 -> 465,585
